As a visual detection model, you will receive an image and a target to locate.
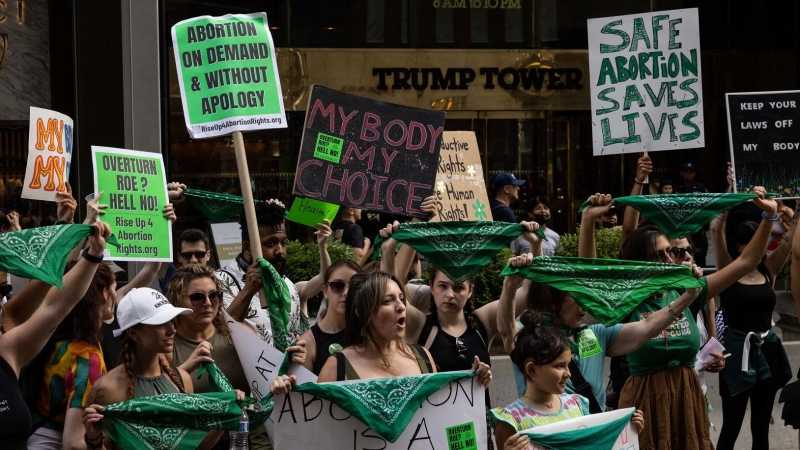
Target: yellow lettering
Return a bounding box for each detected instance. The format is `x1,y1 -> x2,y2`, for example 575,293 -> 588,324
28,155 -> 66,191
35,118 -> 64,153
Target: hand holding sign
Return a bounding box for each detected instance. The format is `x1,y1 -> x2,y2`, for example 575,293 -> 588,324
55,182 -> 77,223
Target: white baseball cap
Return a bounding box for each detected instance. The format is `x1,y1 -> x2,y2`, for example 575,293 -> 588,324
113,288 -> 191,337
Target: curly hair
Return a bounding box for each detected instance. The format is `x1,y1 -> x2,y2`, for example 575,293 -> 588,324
55,261 -> 115,345
240,201 -> 286,242
164,264 -> 231,343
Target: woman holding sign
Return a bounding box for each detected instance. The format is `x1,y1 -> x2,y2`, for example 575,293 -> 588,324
580,189 -> 777,449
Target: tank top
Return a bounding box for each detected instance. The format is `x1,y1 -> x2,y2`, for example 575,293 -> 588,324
0,355 -> 31,449
133,372 -> 181,397
417,314 -> 491,372
719,278 -> 776,333
334,344 -> 433,381
310,324 -> 345,375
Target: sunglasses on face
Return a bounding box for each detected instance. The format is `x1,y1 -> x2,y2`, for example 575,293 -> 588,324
325,281 -> 348,295
669,246 -> 693,260
655,249 -> 674,263
188,290 -> 223,305
180,251 -> 208,260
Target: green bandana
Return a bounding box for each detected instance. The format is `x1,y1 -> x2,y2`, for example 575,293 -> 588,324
373,221 -> 545,284
99,363 -> 269,450
263,371 -> 475,442
0,224 -> 120,288
256,257 -> 292,352
501,256 -> 704,326
541,315 -> 583,354
578,193 -> 758,238
183,188 -> 261,222
521,408 -> 635,450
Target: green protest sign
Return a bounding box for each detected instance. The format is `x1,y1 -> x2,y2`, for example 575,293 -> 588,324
588,8 -> 704,155
91,146 -> 172,262
171,12 -> 286,139
286,197 -> 339,228
446,422 -> 478,450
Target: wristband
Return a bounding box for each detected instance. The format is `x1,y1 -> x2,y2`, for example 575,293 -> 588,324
762,211 -> 780,222
633,179 -> 646,185
668,301 -> 682,322
81,248 -> 104,263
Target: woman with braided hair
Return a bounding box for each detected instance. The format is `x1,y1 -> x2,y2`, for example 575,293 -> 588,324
81,287 -> 232,450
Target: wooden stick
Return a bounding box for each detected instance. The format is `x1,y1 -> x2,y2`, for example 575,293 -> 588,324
642,150 -> 649,185
233,131 -> 269,310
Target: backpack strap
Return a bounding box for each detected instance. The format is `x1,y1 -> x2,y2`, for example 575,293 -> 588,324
411,344 -> 434,373
568,359 -> 602,414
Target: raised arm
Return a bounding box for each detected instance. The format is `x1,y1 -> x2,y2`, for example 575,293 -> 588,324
709,211 -> 733,271
608,263 -> 704,356
0,280 -> 52,333
0,222 -> 110,376
620,155 -> 651,248
706,187 -> 777,300
295,220 -> 332,313
497,257 -> 528,354
578,193 -> 613,258
764,200 -> 800,280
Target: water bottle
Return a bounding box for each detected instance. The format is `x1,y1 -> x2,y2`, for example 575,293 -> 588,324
229,408 -> 249,450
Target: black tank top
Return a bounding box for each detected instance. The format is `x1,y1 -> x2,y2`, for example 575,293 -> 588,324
417,314 -> 491,372
0,356 -> 32,449
311,324 -> 345,375
719,278 -> 776,333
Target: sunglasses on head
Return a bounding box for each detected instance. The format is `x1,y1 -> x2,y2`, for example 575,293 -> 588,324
188,290 -> 223,305
180,251 -> 208,260
669,246 -> 693,260
325,281 -> 348,295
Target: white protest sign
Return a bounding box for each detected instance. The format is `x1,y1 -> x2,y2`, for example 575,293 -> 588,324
225,312 -> 316,439
588,8 -> 704,155
525,407 -> 639,450
209,222 -> 242,268
273,376 -> 487,450
22,107 -> 74,201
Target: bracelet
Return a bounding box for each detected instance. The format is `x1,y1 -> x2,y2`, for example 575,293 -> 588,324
81,248 -> 104,263
667,301 -> 682,322
633,179 -> 646,185
762,211 -> 780,222
84,433 -> 104,449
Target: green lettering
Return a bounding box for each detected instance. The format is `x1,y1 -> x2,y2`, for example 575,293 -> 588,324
643,82 -> 669,107
601,118 -> 624,146
621,112 -> 641,144
597,58 -> 617,86
667,113 -> 680,141
596,87 -> 619,115
623,85 -> 645,111
615,56 -> 630,83
637,53 -> 652,79
600,20 -> 630,53
668,18 -> 683,49
651,15 -> 668,49
680,111 -> 701,141
644,112 -> 667,140
676,79 -> 699,108
629,18 -> 651,51
680,49 -> 698,77
667,53 -> 680,77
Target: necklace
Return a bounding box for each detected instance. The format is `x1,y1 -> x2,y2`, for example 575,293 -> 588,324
523,394 -> 554,409
747,270 -> 758,282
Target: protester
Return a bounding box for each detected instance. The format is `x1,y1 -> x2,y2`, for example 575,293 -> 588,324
298,259 -> 362,375
80,287 -> 231,450
768,199 -> 795,253
580,188 -> 777,449
660,178 -> 674,194
491,311 -> 644,450
780,213 -> 800,442
510,196 -> 560,256
158,228 -> 213,289
710,201 -> 798,450
0,222 -> 110,449
26,261 -> 116,449
218,200 -> 330,344
500,227 -> 707,414
331,207 -> 369,259
594,205 -> 618,229
490,173 -> 524,223
167,264 -> 298,450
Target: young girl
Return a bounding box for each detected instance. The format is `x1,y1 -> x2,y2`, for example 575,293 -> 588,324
492,311 -> 644,450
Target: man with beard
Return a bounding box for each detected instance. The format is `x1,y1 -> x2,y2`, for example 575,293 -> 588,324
217,200 -> 331,344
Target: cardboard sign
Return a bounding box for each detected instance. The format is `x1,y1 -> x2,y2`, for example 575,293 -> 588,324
171,12 -> 286,138
225,312 -> 317,440
91,146 -> 172,261
22,107 -> 74,201
726,90 -> 800,197
526,407 -> 639,450
431,131 -> 492,222
588,8 -> 704,155
209,222 -> 242,268
273,377 -> 487,450
293,85 -> 445,218
286,197 -> 340,228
